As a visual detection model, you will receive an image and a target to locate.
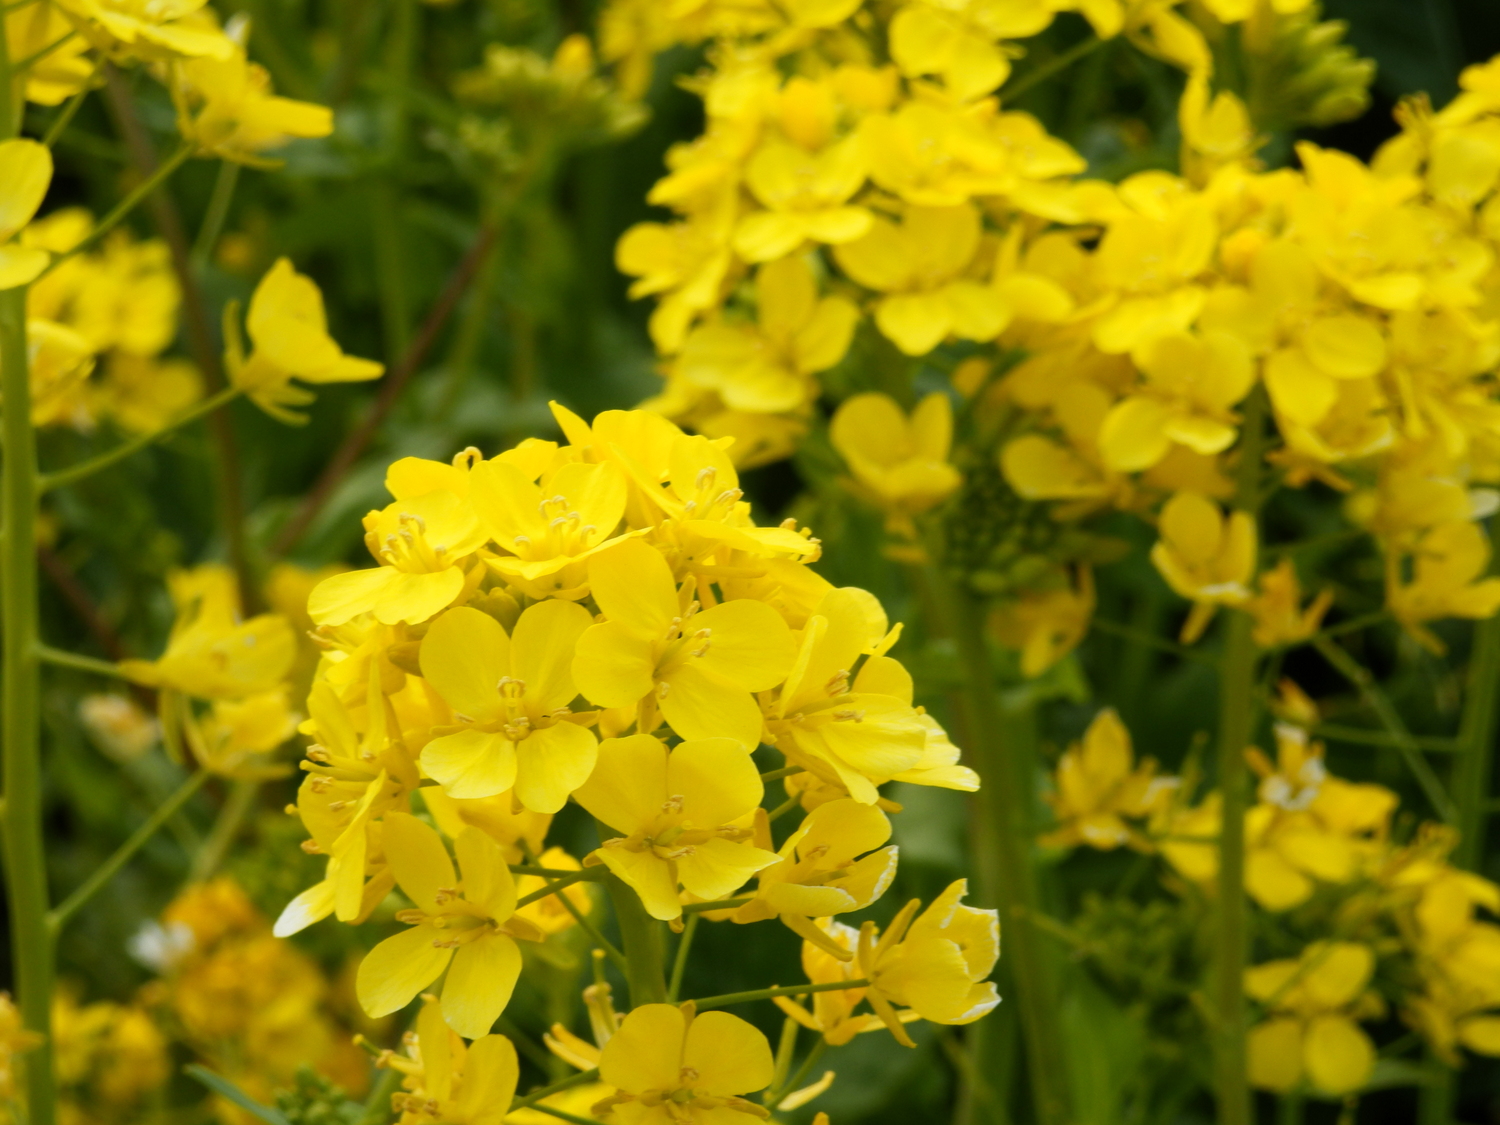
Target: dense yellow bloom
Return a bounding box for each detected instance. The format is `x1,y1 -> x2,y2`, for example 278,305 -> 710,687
419,602 -> 597,810
52,0 -> 235,61
595,1003 -> 775,1123
7,3 -> 94,105
573,538 -> 794,748
356,812 -> 542,1037
831,392 -> 962,525
735,133 -> 872,262
1386,521 -> 1500,652
1150,491 -> 1257,642
776,921 -> 917,1045
382,997 -> 519,1125
0,139 -> 52,289
1246,942 -> 1383,1096
227,258 -> 383,422
1042,708 -> 1174,850
574,734 -> 780,921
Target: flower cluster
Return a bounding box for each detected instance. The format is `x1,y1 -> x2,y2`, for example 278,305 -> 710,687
1046,696 -> 1500,1097
270,403 -> 994,1115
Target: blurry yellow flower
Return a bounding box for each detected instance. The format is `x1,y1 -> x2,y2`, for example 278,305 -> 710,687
308,490 -> 486,626
1246,942 -> 1382,1096
595,1003 -> 775,1123
384,996 -> 519,1125
890,0 -> 1057,101
1042,708 -> 1175,850
121,565 -> 296,699
858,880 -> 1000,1047
171,30 -> 335,163
182,688 -> 298,778
356,812 -> 542,1038
52,0 -> 235,60
92,354 -> 202,434
834,203 -> 1008,355
6,3 -> 94,106
78,693 -> 159,762
572,538 -> 795,748
513,847 -> 593,936
1387,521 -> 1500,652
831,392 -> 962,524
0,140 -> 54,289
1247,558 -> 1333,647
227,258 -> 383,422
735,135 -> 872,261
1150,491 -> 1257,643
990,565 -> 1095,677
419,602 -> 596,811
676,256 -> 858,413
777,920 -> 917,1045
573,734 -> 780,921
22,318 -> 95,427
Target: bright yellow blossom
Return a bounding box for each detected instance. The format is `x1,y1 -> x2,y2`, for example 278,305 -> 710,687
573,734 -> 781,922
776,920 -> 919,1045
1150,491 -> 1257,643
831,392 -> 962,525
1386,521 -> 1500,652
1247,558 -> 1333,647
383,996 -> 520,1125
1042,709 -> 1174,850
356,812 -> 542,1038
0,139 -> 52,289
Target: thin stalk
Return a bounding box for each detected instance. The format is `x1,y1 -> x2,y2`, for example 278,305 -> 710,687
192,159 -> 240,265
1310,724 -> 1458,753
508,1069 -> 601,1114
510,864 -> 606,878
1313,636 -> 1456,823
1213,386 -> 1269,1125
1090,615 -> 1216,664
679,896 -> 751,914
515,867 -> 597,910
38,387 -> 241,491
1421,545 -> 1500,1125
766,792 -> 802,822
605,872 -> 667,1007
936,574 -> 1070,1125
11,30 -> 76,73
41,60 -> 99,148
356,1066 -> 403,1125
0,275 -> 55,1125
776,1038 -> 828,1107
1002,35 -> 1104,102
37,143 -> 195,279
188,778 -> 258,883
759,766 -> 804,783
48,770 -> 210,933
690,979 -> 871,1012
35,643 -> 127,679
668,913 -> 698,1003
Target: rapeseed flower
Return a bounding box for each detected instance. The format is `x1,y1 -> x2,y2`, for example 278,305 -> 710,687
1150,491 -> 1257,642
0,139 -> 52,289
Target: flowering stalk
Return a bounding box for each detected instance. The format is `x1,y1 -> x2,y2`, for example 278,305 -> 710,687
942,576 -> 1071,1125
605,871 -> 667,1007
1214,385 -> 1269,1125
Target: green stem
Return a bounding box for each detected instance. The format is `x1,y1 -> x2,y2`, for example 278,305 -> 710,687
515,867 -> 597,910
1277,1092 -> 1305,1125
1002,35 -> 1104,102
668,913 -> 698,1003
605,872 -> 667,1008
679,896 -> 751,915
187,777 -> 258,883
758,766 -> 804,783
48,770 -> 210,934
1,276 -> 55,1125
1310,724 -> 1458,753
41,59 -> 99,149
776,1037 -> 828,1107
520,1105 -> 599,1125
35,643 -> 127,679
936,575 -> 1070,1125
1312,636 -> 1456,823
508,1069 -> 600,1114
1090,615 -> 1216,664
192,159 -> 240,265
39,386 -> 242,492
690,979 -> 871,1012
356,1066 -> 403,1125
1213,387 -> 1269,1125
37,143 -> 195,279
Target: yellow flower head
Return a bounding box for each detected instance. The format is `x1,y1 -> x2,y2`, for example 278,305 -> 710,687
831,392 -> 962,523
990,565 -> 1096,677
1150,491 -> 1257,643
595,1003 -> 775,1124
0,139 -> 53,289
356,812 -> 542,1038
1247,558 -> 1333,648
1042,708 -> 1175,850
385,996 -> 519,1125
573,734 -> 780,921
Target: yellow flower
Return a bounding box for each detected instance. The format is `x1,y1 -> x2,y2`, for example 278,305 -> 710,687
1386,521 -> 1500,652
830,392 -> 962,523
890,0 -> 1059,102
734,132 -> 871,262
383,996 -> 519,1125
20,318 -> 95,427
6,3 -> 94,106
833,203 -> 1008,355
734,798 -> 897,958
356,812 -> 542,1038
171,30 -> 335,163
990,565 -> 1095,677
572,538 -> 795,748
1041,708 -> 1174,850
676,256 -> 858,414
1247,558 -> 1333,648
1150,491 -> 1257,643
418,602 -> 597,811
51,0 -> 235,61
308,490 -> 487,626
1246,942 -> 1382,1096
227,258 -> 384,422
573,734 -> 780,922
595,1003 -> 775,1123
776,920 -> 916,1045
858,880 -> 1000,1047
120,565 -> 296,699
92,354 -> 202,434
616,203 -> 736,352
472,458 -> 630,599
0,139 -> 53,289
181,688 -> 298,778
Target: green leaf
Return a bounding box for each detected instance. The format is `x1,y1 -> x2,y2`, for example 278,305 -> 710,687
185,1065 -> 292,1125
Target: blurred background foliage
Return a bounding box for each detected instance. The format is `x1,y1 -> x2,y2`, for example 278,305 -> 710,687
13,0 -> 1500,1123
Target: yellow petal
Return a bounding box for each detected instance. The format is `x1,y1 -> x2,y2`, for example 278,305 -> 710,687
573,620 -> 657,709
0,245 -> 50,290
306,566 -> 400,626
455,827 -> 517,919
1247,1017 -> 1303,1092
442,934 -> 521,1038
1099,396 -> 1175,472
383,811 -> 457,911
660,662 -> 764,747
676,837 -> 781,901
599,1004 -> 685,1093
691,598 -> 796,690
0,139 -> 53,240
272,879 -> 335,937
454,1035 -> 520,1120
356,924 -> 451,1018
1304,1014 -> 1374,1095
682,1010 -> 776,1096
669,737 -> 764,826
512,599 -> 593,711
1301,316 -> 1386,379
597,845 -> 682,920
573,734 -> 670,834
513,720 -> 598,814
374,568 -> 466,626
421,729 -> 518,800
421,606 -> 510,721
876,291 -> 954,355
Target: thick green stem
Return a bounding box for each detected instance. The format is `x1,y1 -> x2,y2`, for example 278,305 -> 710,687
1214,386 -> 1269,1125
1421,540 -> 1500,1125
941,578 -> 1070,1125
604,873 -> 667,1008
1,283 -> 55,1124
